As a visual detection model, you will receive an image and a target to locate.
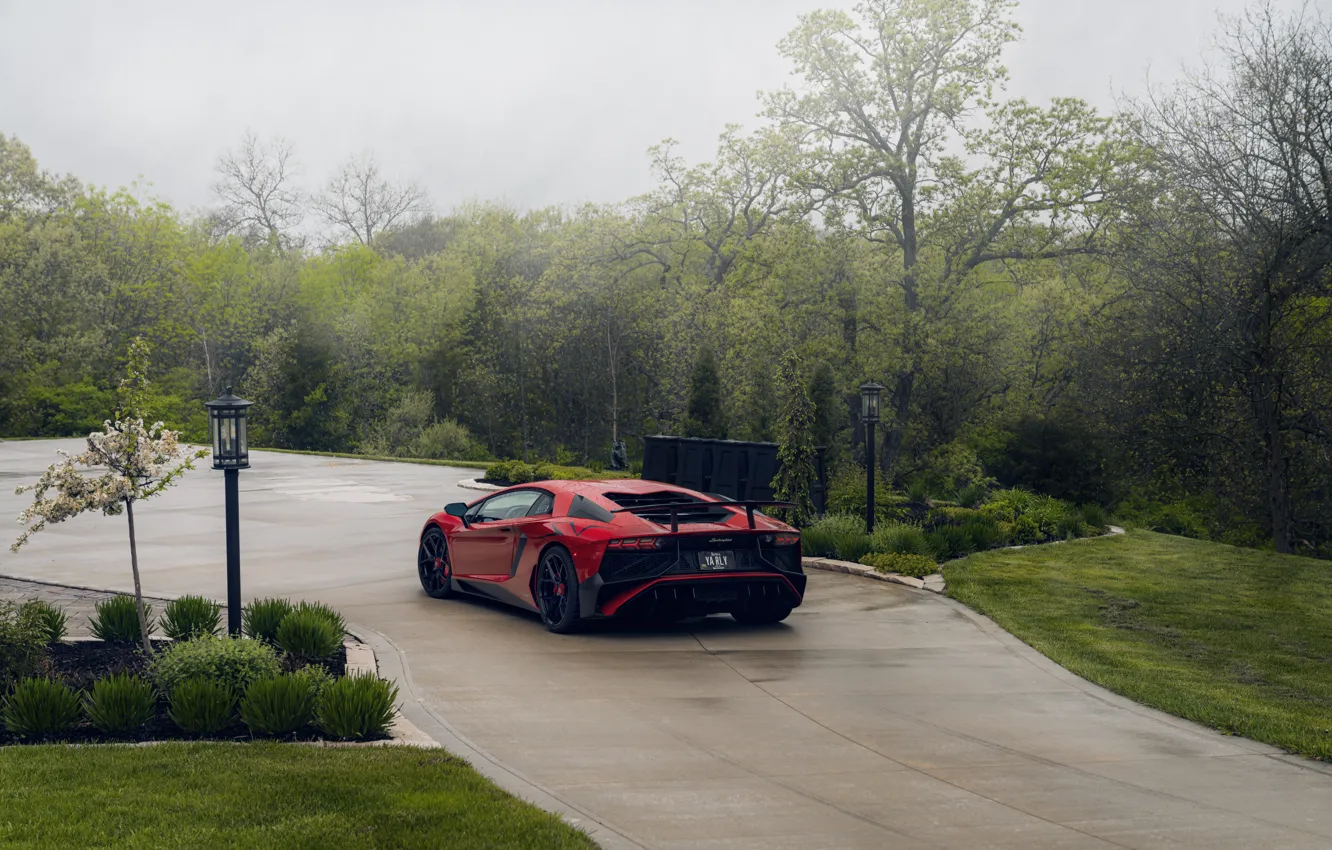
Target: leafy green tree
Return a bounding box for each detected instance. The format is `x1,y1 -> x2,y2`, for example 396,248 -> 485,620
767,0 -> 1139,472
684,346 -> 726,438
773,351 -> 818,523
808,360 -> 839,452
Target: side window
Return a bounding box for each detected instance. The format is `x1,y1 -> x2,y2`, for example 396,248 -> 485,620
471,490 -> 542,523
528,491 -> 554,517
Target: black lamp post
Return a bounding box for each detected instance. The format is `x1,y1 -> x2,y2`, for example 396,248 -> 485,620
205,387 -> 252,636
859,381 -> 885,535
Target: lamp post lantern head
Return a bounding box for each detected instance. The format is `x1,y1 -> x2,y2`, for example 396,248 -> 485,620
205,387 -> 253,470
859,381 -> 886,423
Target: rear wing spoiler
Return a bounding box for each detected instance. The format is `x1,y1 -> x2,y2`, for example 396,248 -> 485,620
610,499 -> 796,532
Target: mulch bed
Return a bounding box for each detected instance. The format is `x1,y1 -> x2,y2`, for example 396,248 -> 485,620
1,640 -> 360,748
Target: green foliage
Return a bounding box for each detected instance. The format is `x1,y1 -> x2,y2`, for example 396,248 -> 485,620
960,515 -> 1003,551
274,610 -> 342,664
905,478 -> 931,504
360,391 -> 488,461
955,483 -> 989,509
772,351 -> 818,523
242,598 -> 294,643
167,677 -> 236,735
977,413 -> 1111,506
684,346 -> 726,438
90,596 -> 155,644
316,672 -> 399,741
914,441 -> 996,500
925,526 -> 976,561
240,674 -> 316,737
869,523 -> 932,556
160,595 -> 221,641
484,459 -> 631,485
149,635 -> 282,697
1114,496 -> 1210,539
0,602 -> 48,688
824,464 -> 902,519
82,672 -> 157,735
290,663 -> 335,702
2,678 -> 81,737
800,513 -> 872,561
290,601 -> 345,637
23,601 -> 68,645
1079,503 -> 1109,531
858,552 -> 938,578
808,360 -> 840,453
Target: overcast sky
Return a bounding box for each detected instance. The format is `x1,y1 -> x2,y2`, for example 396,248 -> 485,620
0,0 -> 1323,217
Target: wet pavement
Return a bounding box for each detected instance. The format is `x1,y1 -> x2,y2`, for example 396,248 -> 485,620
3,438 -> 1331,849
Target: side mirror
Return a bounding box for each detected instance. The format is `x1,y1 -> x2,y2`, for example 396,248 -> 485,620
445,502 -> 470,527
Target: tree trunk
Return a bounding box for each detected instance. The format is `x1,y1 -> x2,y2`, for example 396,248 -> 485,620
125,499 -> 153,654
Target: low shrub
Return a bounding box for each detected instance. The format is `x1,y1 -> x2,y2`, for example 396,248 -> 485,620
83,672 -> 157,735
291,663 -> 335,701
22,601 -> 68,645
925,526 -> 975,561
242,598 -> 294,643
484,459 -> 631,485
150,635 -> 282,697
858,552 -> 939,578
275,609 -> 342,664
2,678 -> 82,737
905,478 -> 932,503
960,515 -> 1002,551
291,601 -> 346,637
412,418 -> 486,461
869,523 -> 932,556
1080,503 -> 1109,531
160,595 -> 221,641
801,514 -> 872,561
1001,515 -> 1043,545
316,672 -> 399,741
955,483 -> 989,509
978,488 -> 1036,523
1027,495 -> 1075,537
0,602 -> 48,688
168,678 -> 236,734
90,596 -> 154,644
930,506 -> 984,525
240,674 -> 316,737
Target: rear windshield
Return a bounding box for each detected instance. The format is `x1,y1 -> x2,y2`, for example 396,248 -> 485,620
602,491 -> 735,525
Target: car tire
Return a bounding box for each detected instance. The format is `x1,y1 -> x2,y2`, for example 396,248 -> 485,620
535,546 -> 581,634
417,526 -> 454,599
731,604 -> 793,626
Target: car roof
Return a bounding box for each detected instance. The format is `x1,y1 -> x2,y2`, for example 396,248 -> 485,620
544,479 -> 711,499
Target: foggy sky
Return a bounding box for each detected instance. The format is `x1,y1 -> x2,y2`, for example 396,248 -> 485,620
0,0 -> 1323,217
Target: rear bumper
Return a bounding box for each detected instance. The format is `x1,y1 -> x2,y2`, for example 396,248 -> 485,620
593,572 -> 806,619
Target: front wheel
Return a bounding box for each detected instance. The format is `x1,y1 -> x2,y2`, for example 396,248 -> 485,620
418,526 -> 454,599
731,604 -> 793,626
535,547 -> 581,634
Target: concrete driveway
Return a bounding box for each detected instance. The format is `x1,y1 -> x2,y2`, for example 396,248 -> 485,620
3,439 -> 1331,850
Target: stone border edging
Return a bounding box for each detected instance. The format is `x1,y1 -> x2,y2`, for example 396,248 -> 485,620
802,525 -> 1129,594
457,478 -> 503,492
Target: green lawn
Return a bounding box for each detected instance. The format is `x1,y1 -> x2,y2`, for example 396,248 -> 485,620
944,530 -> 1332,760
0,743 -> 596,849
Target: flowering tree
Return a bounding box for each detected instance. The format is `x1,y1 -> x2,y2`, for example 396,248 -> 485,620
10,339 -> 208,653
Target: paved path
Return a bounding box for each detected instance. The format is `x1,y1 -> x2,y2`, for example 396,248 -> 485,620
3,439 -> 1331,849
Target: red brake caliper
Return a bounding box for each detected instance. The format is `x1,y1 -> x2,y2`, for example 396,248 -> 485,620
554,582 -> 565,597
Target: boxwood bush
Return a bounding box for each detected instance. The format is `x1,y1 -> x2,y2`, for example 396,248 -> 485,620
858,552 -> 938,578
150,635 -> 282,696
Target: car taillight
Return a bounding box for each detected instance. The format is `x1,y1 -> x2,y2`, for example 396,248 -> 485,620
607,537 -> 663,550
774,533 -> 800,547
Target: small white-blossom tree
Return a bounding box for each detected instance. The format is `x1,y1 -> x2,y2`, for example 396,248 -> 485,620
10,338 -> 208,653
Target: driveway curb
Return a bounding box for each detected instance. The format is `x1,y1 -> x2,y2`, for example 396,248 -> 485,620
344,620 -> 649,850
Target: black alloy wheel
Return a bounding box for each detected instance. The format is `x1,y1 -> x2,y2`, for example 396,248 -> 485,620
536,547 -> 580,634
418,526 -> 454,599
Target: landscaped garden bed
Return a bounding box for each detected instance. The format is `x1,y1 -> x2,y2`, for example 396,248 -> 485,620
1,594 -> 392,747
481,458 -> 636,487
801,486 -> 1111,576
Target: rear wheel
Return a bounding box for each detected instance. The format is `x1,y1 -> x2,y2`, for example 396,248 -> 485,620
536,547 -> 580,634
417,526 -> 453,599
731,604 -> 793,626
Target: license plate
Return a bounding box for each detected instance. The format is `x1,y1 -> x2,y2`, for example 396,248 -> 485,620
699,551 -> 734,571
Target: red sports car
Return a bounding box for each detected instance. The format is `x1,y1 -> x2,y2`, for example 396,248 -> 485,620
416,479 -> 806,633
